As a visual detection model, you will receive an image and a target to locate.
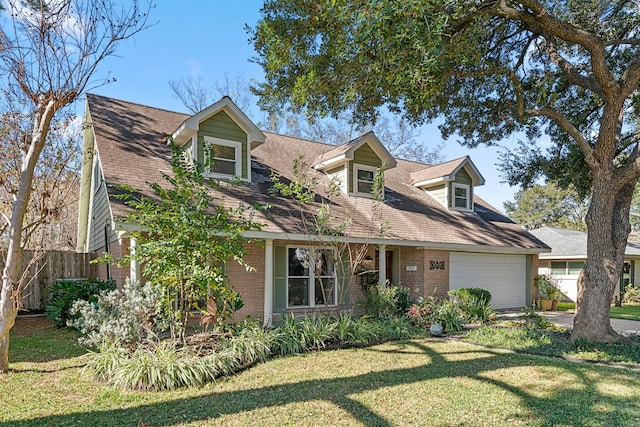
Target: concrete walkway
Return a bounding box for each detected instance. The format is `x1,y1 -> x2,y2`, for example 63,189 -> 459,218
540,311 -> 640,337
499,310 -> 640,337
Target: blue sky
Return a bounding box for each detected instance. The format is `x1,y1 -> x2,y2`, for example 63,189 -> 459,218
86,1 -> 526,211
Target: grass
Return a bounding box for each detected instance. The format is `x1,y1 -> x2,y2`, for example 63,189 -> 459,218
557,302 -> 640,321
2,319 -> 640,426
463,324 -> 640,365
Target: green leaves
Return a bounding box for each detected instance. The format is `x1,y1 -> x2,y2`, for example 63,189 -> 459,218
116,142 -> 264,337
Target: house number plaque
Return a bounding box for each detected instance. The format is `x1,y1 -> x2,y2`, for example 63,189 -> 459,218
429,261 -> 445,270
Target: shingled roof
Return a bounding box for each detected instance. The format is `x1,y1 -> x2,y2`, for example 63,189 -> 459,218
86,93 -> 549,252
530,227 -> 640,258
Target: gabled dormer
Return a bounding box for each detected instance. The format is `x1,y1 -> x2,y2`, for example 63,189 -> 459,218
410,156 -> 485,212
312,132 -> 396,198
171,97 -> 265,182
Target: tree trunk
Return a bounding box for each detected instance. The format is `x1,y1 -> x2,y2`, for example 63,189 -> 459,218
571,177 -> 634,343
0,101 -> 54,373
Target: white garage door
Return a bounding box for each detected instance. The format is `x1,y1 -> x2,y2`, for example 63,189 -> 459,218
449,252 -> 526,309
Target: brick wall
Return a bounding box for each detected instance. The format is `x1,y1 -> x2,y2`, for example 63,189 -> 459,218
228,241 -> 265,320
397,246 -> 425,300
421,249 -> 450,301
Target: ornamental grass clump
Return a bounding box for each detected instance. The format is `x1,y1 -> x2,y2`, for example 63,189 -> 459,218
83,324 -> 275,391
448,288 -> 496,323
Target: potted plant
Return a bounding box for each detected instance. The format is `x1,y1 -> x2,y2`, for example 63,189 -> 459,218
535,274 -> 561,311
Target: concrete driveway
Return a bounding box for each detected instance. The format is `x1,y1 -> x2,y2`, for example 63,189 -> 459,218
540,311 -> 640,337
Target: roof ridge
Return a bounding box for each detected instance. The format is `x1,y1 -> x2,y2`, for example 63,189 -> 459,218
87,92 -> 190,117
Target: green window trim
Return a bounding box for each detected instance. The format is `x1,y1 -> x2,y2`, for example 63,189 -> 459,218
287,246 -> 337,308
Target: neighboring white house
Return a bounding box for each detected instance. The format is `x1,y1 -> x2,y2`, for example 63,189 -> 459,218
530,227 -> 640,303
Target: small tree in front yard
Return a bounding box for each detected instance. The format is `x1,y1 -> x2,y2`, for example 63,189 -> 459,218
115,143 -> 264,340
270,156 -> 388,313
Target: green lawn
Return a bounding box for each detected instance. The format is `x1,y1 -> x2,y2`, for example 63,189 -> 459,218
2,320 -> 640,426
557,302 -> 640,321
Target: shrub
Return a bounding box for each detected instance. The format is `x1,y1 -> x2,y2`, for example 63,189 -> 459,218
448,288 -> 492,304
376,316 -> 420,340
69,279 -> 166,348
623,285 -> 640,305
535,274 -> 561,300
272,314 -> 307,355
85,339 -> 218,391
360,285 -> 413,318
407,294 -> 438,328
448,288 -> 495,323
84,320 -> 275,391
299,315 -> 337,350
334,314 -> 359,342
435,300 -> 464,332
46,278 -> 116,327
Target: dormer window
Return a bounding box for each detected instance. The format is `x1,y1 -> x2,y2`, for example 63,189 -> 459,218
312,132 -> 396,200
353,164 -> 379,197
453,183 -> 471,210
205,136 -> 241,178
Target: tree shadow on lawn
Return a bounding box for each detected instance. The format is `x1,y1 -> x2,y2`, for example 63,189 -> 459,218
471,325 -> 640,365
5,340 -> 640,427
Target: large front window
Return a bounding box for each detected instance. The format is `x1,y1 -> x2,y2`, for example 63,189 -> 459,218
288,247 -> 336,307
204,136 -> 241,177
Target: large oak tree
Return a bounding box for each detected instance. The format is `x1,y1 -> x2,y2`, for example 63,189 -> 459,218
0,0 -> 152,373
251,0 -> 640,342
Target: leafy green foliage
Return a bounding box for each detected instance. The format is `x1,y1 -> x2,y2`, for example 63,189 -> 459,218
448,288 -> 492,304
251,1 -> 640,342
360,285 -> 413,318
270,155 -> 387,309
434,300 -> 464,332
465,323 -> 640,365
503,183 -> 587,230
448,288 -> 495,323
112,142 -> 264,339
535,274 -> 562,300
45,278 -> 115,327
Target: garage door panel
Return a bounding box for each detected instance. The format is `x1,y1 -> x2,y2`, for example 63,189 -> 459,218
449,252 -> 526,309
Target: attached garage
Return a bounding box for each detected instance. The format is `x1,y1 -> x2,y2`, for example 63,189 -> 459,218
449,252 -> 527,309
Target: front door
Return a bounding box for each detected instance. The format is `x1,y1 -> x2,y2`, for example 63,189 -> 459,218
375,249 -> 394,286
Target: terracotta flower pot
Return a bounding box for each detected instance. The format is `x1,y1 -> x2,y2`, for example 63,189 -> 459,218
539,299 -> 553,311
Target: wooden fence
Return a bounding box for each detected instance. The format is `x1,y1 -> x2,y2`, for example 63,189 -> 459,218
1,251 -> 96,312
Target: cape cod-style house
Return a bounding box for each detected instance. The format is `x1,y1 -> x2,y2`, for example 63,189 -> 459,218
77,94 -> 549,325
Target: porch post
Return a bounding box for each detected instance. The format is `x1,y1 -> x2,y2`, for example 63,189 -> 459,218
264,238 -> 274,327
130,236 -> 140,284
378,244 -> 386,289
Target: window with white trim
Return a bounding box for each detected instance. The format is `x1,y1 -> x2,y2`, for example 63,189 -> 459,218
452,183 -> 471,210
550,261 -> 584,275
204,136 -> 241,178
353,164 -> 379,197
287,247 -> 336,307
